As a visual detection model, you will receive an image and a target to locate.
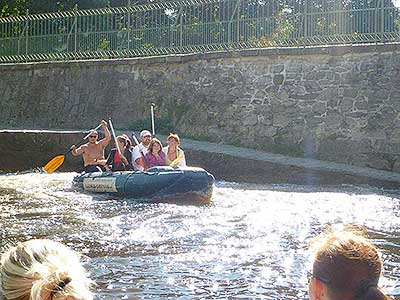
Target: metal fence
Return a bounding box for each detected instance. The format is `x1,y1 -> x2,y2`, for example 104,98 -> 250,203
0,0 -> 399,63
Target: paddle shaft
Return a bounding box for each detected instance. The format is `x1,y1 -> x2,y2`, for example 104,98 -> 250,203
150,103 -> 155,136
83,123 -> 102,140
131,133 -> 140,146
108,119 -> 122,156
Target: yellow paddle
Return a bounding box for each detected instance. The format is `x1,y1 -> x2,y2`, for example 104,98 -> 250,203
43,124 -> 102,174
43,155 -> 65,174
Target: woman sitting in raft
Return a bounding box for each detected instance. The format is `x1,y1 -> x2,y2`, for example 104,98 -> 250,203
145,138 -> 167,169
163,133 -> 186,168
106,135 -> 133,171
308,228 -> 389,300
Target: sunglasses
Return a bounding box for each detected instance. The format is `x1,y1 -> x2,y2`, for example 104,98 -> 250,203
89,135 -> 98,138
307,271 -> 330,284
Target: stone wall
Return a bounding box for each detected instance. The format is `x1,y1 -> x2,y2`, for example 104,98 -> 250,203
1,44 -> 400,172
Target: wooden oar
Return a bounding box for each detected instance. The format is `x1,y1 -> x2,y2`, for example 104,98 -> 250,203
43,123 -> 102,174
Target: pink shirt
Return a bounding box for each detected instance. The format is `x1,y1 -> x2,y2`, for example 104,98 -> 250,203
145,151 -> 166,168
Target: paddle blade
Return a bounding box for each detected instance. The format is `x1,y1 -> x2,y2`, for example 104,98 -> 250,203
43,155 -> 65,174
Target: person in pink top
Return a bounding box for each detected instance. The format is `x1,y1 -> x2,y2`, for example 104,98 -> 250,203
145,138 -> 166,169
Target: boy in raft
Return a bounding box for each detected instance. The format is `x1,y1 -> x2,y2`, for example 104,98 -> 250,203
70,120 -> 111,172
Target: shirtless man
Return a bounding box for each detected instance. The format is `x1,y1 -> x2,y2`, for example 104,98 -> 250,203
70,120 -> 111,172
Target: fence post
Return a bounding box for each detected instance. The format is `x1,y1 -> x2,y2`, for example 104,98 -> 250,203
74,4 -> 78,52
25,9 -> 29,59
381,0 -> 384,43
303,0 -> 307,47
236,0 -> 240,43
180,7 -> 183,48
127,0 -> 131,51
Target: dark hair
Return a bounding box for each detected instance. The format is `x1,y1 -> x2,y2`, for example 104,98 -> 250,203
116,135 -> 127,147
122,134 -> 132,148
148,138 -> 163,154
310,229 -> 389,300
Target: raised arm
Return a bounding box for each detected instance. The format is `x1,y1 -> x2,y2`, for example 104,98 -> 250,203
70,144 -> 86,156
98,119 -> 111,148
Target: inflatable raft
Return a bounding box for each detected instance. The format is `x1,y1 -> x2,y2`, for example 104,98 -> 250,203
73,166 -> 215,204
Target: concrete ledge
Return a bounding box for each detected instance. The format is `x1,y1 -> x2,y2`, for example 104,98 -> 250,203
180,136 -> 400,189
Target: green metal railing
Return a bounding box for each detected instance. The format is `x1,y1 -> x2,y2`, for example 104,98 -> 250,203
0,0 -> 399,63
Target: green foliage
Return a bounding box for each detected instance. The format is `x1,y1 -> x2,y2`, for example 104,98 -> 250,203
0,0 -> 111,17
98,37 -> 110,50
1,0 -> 28,17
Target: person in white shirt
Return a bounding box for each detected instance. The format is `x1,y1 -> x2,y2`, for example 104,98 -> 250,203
132,130 -> 152,171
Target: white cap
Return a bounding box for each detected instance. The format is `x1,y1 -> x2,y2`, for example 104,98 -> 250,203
140,130 -> 152,138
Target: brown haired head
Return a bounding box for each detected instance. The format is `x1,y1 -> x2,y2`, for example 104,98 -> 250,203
148,138 -> 163,154
116,135 -> 127,146
310,229 -> 388,300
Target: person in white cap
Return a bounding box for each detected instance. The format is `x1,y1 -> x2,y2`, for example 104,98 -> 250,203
132,129 -> 152,171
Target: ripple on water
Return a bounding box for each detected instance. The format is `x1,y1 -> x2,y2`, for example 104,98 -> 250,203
0,173 -> 399,299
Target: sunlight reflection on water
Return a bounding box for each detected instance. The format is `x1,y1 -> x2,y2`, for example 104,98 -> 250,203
0,172 -> 399,299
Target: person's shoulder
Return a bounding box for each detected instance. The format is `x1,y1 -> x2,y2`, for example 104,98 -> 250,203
79,143 -> 89,150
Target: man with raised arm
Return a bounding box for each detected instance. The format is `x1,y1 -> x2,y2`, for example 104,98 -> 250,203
70,120 -> 111,172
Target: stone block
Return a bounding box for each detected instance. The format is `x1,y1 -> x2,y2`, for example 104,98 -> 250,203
272,64 -> 284,73
273,113 -> 291,127
343,88 -> 358,98
286,73 -> 302,80
243,113 -> 258,126
312,102 -> 327,115
286,63 -> 303,73
340,97 -> 354,113
354,155 -> 392,171
260,125 -> 278,137
273,74 -> 285,85
393,158 -> 400,173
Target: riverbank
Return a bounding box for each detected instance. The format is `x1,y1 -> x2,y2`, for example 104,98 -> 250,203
1,130 -> 399,189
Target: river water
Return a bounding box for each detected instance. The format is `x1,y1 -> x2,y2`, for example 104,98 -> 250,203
0,172 -> 399,300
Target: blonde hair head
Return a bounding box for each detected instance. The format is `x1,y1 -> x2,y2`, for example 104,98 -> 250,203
0,239 -> 93,300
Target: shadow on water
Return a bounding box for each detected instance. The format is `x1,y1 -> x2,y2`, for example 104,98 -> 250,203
0,172 -> 399,300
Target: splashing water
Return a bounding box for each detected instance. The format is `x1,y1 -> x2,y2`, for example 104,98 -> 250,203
0,173 -> 399,299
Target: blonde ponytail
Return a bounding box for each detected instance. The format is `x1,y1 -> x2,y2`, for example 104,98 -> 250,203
0,239 -> 93,300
